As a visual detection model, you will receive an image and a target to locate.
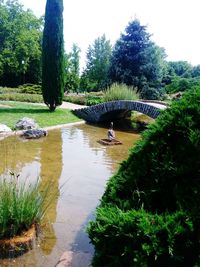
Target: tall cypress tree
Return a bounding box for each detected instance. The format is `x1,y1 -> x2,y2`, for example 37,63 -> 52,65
42,0 -> 64,111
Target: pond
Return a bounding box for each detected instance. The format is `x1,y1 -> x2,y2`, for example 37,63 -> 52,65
0,122 -> 141,267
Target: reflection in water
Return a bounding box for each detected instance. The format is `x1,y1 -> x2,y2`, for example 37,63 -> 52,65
0,122 -> 141,267
39,129 -> 63,256
0,134 -> 41,177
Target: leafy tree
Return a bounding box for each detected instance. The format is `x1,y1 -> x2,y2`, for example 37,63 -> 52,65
81,34 -> 112,91
42,0 -> 64,111
0,0 -> 43,86
64,43 -> 81,93
191,65 -> 200,78
167,61 -> 193,77
109,19 -> 166,94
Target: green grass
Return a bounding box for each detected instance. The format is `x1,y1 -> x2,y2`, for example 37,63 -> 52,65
0,101 -> 81,129
0,173 -> 51,239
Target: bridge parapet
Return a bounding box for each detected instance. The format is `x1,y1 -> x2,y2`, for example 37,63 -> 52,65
73,100 -> 166,123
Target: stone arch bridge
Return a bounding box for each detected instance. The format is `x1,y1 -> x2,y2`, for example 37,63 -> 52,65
73,100 -> 167,123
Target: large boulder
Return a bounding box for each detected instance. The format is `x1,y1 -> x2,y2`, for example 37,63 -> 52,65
0,124 -> 12,133
21,129 -> 48,139
15,117 -> 38,130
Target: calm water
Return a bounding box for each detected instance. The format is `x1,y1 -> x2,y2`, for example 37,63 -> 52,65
0,123 -> 140,267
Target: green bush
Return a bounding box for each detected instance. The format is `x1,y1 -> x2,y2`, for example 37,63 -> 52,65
0,93 -> 43,103
0,87 -> 21,94
63,94 -> 86,105
0,173 -> 51,239
86,95 -> 103,106
140,85 -> 165,100
18,83 -> 42,94
165,77 -> 200,93
88,88 -> 200,266
104,83 -> 139,102
88,208 -> 195,267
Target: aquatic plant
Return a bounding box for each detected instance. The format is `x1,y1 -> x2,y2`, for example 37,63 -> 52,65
0,173 -> 51,239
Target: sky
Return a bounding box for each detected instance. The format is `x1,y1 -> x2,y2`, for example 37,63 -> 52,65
19,0 -> 200,70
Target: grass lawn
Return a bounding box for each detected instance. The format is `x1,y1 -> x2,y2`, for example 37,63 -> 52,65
0,101 -> 81,129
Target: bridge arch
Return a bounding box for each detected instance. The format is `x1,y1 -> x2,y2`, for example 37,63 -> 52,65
73,100 -> 166,123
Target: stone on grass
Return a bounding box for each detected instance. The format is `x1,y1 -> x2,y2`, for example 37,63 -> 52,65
0,124 -> 12,133
15,117 -> 38,130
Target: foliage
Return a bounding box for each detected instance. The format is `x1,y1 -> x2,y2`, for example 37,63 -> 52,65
0,87 -> 21,94
109,19 -> 166,93
63,93 -> 103,106
0,101 -> 81,128
104,83 -> 139,102
191,65 -> 200,78
64,44 -> 81,93
86,95 -> 103,106
0,92 -> 43,102
0,173 -> 50,239
88,88 -> 200,266
88,208 -> 195,267
81,34 -> 112,91
42,0 -> 65,111
0,0 -> 43,87
140,85 -> 165,100
63,94 -> 86,105
167,61 -> 193,77
18,83 -> 42,94
165,76 -> 200,93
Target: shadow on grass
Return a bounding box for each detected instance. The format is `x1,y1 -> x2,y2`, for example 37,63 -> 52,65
0,108 -> 50,114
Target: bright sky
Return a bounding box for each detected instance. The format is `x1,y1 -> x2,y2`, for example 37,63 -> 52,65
19,0 -> 200,70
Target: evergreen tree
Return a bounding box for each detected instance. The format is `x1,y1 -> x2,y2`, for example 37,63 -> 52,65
109,19 -> 166,93
42,0 -> 64,111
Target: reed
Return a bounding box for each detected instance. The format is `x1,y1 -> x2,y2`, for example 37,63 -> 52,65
0,173 -> 51,239
104,83 -> 139,102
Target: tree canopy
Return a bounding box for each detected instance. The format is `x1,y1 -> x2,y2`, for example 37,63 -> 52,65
0,0 -> 43,86
64,43 -> 81,93
80,34 -> 112,91
109,19 -> 166,93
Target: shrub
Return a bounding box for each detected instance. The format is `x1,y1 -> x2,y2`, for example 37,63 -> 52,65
86,95 -> 103,106
63,94 -> 86,105
104,83 -> 139,102
0,173 -> 51,239
0,87 -> 21,94
0,93 -> 43,103
140,84 -> 165,100
18,84 -> 42,95
88,208 -> 195,267
87,88 -> 200,266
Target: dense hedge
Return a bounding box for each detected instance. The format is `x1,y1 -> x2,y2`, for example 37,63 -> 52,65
87,88 -> 200,266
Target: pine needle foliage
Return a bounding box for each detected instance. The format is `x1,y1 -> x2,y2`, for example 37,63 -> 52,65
88,88 -> 200,266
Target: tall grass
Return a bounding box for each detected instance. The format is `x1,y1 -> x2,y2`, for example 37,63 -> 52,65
0,173 -> 51,239
104,83 -> 139,102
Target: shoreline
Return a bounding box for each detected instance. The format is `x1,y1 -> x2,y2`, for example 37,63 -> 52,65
0,120 -> 85,139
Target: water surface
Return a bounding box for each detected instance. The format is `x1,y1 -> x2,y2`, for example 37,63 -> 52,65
0,123 -> 140,267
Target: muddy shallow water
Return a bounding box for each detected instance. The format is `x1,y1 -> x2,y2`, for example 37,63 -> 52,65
0,123 -> 140,267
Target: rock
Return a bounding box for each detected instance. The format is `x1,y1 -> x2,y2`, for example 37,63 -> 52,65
21,129 -> 48,139
0,124 -> 12,133
15,117 -> 38,130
